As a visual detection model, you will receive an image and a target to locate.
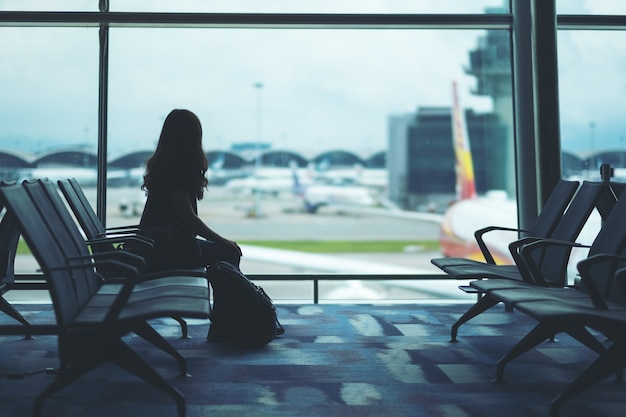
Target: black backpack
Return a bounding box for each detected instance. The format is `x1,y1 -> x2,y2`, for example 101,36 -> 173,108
207,261 -> 284,348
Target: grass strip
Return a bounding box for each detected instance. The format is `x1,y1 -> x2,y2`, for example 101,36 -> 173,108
17,239 -> 439,255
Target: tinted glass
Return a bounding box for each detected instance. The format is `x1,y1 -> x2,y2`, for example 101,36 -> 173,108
558,0 -> 626,15
0,0 -> 96,11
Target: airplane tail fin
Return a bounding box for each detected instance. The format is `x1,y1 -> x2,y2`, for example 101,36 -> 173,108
451,81 -> 477,200
290,161 -> 306,196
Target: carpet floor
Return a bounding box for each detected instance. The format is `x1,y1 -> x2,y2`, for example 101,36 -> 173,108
0,303 -> 624,417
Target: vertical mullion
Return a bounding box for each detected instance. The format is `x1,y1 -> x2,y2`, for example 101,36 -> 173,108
97,1 -> 109,225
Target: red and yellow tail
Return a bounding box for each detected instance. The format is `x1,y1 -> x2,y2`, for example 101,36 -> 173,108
451,81 -> 477,201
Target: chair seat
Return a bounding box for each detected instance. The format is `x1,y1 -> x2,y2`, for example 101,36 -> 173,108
432,257 -> 517,271
89,280 -> 209,308
75,292 -> 210,325
488,286 -> 592,306
97,276 -> 207,294
439,263 -> 521,280
469,278 -> 538,292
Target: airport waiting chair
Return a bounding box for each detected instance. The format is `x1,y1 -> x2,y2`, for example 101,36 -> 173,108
448,181 -> 614,284
0,179 -> 211,417
57,178 -> 205,338
465,185 -> 626,381
442,187 -> 626,416
495,252 -> 626,417
431,179 -> 580,270
490,185 -> 626,376
446,181 -> 617,341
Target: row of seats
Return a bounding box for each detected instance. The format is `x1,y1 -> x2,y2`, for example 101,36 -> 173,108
431,179 -> 626,416
0,178 -> 210,417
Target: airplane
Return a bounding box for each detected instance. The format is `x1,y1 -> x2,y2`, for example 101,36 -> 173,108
19,166 -> 99,187
223,160 -> 389,214
292,167 -> 388,214
436,81 -> 518,264
312,162 -> 388,189
224,165 -> 315,197
437,81 -> 601,274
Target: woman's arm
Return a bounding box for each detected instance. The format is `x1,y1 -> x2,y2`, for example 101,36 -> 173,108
169,189 -> 242,255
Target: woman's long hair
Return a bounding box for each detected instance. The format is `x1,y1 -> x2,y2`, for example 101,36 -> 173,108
142,109 -> 209,200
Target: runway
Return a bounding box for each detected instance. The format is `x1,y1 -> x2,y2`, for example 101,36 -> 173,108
106,186 -> 442,241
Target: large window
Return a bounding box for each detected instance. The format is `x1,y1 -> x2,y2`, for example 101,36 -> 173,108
104,25 -> 514,299
0,2 -> 521,303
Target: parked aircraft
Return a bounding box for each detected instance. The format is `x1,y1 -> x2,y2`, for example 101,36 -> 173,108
436,81 -> 600,270
437,81 -> 518,264
18,166 -> 99,187
224,165 -> 314,197
292,165 -> 389,214
313,163 -> 388,189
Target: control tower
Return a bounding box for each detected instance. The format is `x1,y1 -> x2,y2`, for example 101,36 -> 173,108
465,5 -> 515,196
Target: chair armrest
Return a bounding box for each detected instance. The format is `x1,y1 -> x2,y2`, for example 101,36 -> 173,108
87,234 -> 154,250
508,236 -> 548,283
475,225 -> 530,265
62,251 -> 145,273
93,232 -> 154,245
43,254 -> 142,324
517,238 -> 589,286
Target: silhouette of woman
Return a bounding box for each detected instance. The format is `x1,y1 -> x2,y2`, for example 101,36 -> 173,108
139,109 -> 242,271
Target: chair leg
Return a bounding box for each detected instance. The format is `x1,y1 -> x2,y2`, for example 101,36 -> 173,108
0,296 -> 33,339
133,321 -> 189,377
566,324 -> 606,355
170,315 -> 189,339
450,294 -> 500,342
550,339 -> 626,417
110,338 -> 186,417
33,351 -> 102,417
35,332 -> 187,417
496,321 -> 557,383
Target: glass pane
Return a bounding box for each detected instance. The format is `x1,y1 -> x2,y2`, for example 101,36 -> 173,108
111,0 -> 509,14
558,29 -> 626,280
107,27 -> 514,302
558,30 -> 626,177
0,0 -> 96,12
0,26 -> 98,278
558,0 -> 626,15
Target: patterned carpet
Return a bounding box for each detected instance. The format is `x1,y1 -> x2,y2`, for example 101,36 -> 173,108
0,303 -> 624,417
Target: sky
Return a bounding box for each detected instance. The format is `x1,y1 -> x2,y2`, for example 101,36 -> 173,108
1,0 -> 625,159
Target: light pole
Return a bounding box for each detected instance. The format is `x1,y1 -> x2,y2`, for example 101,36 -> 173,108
250,82 -> 264,218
